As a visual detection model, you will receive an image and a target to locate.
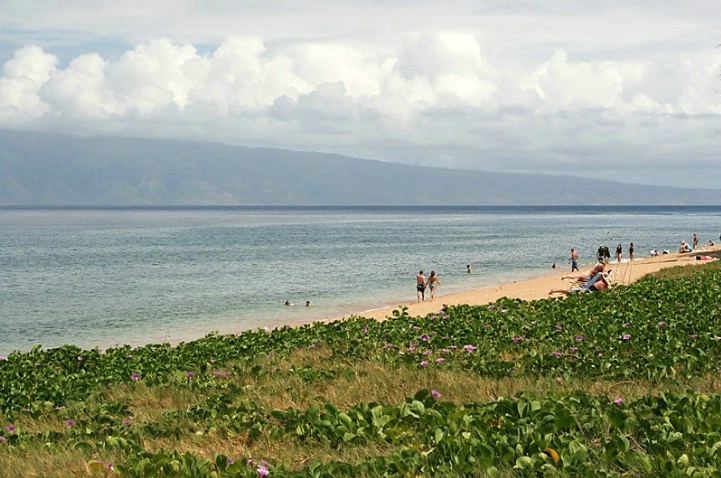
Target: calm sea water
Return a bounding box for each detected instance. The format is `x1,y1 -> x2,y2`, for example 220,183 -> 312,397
1,206 -> 719,355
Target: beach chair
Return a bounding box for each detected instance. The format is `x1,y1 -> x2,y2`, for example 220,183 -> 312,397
566,269 -> 614,293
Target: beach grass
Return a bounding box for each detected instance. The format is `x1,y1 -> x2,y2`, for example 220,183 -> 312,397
1,260 -> 721,477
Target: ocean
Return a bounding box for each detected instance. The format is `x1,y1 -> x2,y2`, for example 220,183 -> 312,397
1,205 -> 719,356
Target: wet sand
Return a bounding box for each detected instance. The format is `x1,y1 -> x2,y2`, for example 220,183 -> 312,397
335,246 -> 720,322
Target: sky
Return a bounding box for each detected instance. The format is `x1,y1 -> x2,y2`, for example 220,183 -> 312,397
1,1 -> 719,189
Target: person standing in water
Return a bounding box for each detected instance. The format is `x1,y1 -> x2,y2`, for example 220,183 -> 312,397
416,270 -> 427,302
629,242 -> 635,261
427,271 -> 441,300
570,248 -> 579,272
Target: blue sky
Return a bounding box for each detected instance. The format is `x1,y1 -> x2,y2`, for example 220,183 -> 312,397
1,1 -> 719,188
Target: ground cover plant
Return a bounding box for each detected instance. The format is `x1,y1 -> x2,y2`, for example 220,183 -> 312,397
1,261 -> 720,477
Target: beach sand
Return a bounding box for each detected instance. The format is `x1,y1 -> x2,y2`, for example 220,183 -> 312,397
337,246 -> 720,322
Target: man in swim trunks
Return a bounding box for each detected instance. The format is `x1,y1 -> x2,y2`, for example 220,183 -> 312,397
416,270 -> 426,301
570,248 -> 579,272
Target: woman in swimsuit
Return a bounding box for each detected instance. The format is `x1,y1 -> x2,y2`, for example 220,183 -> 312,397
427,271 -> 440,299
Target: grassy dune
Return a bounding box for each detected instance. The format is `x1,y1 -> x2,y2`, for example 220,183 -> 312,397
1,260 -> 721,477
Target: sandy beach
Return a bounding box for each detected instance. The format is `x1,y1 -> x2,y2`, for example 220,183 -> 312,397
339,246 -> 720,322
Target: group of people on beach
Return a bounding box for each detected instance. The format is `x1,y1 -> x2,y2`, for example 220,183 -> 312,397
416,270 -> 441,301
591,243 -> 635,266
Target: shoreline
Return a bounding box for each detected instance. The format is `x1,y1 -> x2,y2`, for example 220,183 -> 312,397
330,246 -> 720,323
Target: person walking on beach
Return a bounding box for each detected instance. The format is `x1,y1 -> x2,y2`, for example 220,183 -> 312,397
629,242 -> 635,261
427,271 -> 440,300
596,245 -> 605,264
615,243 -> 623,263
693,232 -> 698,250
603,246 -> 611,264
570,248 -> 579,272
416,270 -> 427,301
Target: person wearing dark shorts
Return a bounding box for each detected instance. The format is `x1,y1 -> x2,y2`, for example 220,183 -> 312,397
416,270 -> 426,301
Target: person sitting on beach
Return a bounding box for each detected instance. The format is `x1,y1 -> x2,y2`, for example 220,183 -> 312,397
549,275 -> 609,295
305,300 -> 311,307
679,241 -> 692,253
562,261 -> 605,283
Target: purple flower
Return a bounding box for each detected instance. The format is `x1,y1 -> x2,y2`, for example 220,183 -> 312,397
551,351 -> 562,357
130,373 -> 141,381
511,336 -> 524,343
0,436 -> 6,443
597,353 -> 603,358
574,335 -> 584,342
658,321 -> 666,327
442,315 -> 449,319
464,345 -> 477,353
436,357 -> 445,363
555,325 -> 562,330
614,398 -> 624,405
383,343 -> 394,349
5,425 -> 16,432
420,334 -> 430,342
246,459 -> 254,467
569,347 -> 578,352
257,465 -> 270,476
431,390 -> 442,398
65,419 -> 76,427
213,371 -> 231,376
77,356 -> 83,361
622,334 -> 631,341
123,419 -> 132,426
362,325 -> 369,334
419,361 -> 428,367
209,359 -> 217,364
185,372 -> 194,377
227,457 -> 235,465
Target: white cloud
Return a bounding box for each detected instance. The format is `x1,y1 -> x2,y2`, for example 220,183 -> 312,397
0,45 -> 56,121
0,1 -> 719,187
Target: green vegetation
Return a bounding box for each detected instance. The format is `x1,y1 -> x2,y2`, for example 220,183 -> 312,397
1,261 -> 721,477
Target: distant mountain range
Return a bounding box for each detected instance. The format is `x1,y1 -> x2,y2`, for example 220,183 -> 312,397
0,130 -> 718,206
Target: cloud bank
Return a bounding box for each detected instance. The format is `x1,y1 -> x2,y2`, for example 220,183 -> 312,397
0,1 -> 719,188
